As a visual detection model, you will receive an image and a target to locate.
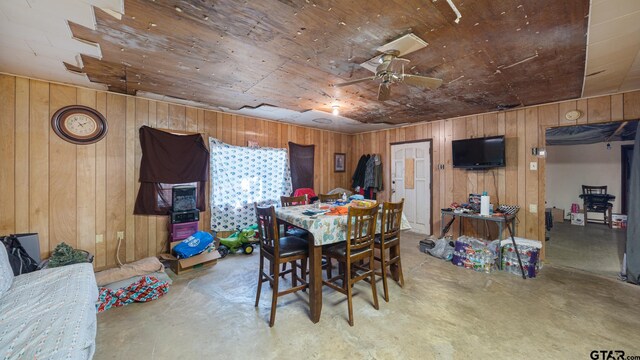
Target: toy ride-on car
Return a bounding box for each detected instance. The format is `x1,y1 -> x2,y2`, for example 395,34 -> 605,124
217,224 -> 259,258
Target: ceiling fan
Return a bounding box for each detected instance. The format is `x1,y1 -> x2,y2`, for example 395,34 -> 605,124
332,34 -> 443,101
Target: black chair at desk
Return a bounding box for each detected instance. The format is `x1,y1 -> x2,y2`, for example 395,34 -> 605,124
580,185 -> 615,228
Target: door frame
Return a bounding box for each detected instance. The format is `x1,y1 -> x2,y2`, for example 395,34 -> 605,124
389,139 -> 434,235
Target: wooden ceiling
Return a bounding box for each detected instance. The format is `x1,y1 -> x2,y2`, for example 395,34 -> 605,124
68,0 -> 590,125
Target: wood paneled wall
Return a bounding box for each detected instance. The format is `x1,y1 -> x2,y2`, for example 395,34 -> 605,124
352,90 -> 640,257
0,74 -> 353,270
1,73 -> 639,268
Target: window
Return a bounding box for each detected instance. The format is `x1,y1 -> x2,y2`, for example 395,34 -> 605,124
209,138 -> 292,231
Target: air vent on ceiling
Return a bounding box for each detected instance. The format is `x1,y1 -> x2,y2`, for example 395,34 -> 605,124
496,104 -> 520,110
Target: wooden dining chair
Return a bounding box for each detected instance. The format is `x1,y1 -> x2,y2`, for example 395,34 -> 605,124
281,195 -> 307,207
581,185 -> 613,227
374,199 -> 405,302
254,204 -> 308,327
322,205 -> 379,326
318,193 -> 342,202
280,195 -> 309,238
279,195 -> 310,276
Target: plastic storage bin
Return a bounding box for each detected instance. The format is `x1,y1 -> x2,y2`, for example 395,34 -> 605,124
169,221 -> 199,242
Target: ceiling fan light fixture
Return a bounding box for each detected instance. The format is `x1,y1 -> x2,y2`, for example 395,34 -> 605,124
332,105 -> 340,116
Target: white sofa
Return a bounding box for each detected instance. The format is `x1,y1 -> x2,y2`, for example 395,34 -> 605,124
0,245 -> 98,359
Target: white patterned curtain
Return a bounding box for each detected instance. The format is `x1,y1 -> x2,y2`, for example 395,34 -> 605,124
209,138 -> 292,231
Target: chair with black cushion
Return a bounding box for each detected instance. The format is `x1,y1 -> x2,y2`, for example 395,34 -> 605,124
322,205 -> 379,326
254,204 -> 308,327
280,195 -> 309,238
581,185 -> 614,227
374,199 -> 405,302
279,195 -> 310,276
318,193 -> 342,203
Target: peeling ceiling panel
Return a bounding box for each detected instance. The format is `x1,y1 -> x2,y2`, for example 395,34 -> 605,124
220,105 -> 390,134
59,0 -> 590,127
0,0 -> 122,89
4,0 -> 638,133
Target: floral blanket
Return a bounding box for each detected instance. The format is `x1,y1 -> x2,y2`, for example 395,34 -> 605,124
97,276 -> 169,313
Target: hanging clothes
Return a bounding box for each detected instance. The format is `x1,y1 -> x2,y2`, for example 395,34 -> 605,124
351,154 -> 370,188
373,154 -> 383,191
363,155 -> 376,189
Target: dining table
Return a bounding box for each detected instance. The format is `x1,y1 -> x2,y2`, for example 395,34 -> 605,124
274,202 -> 411,323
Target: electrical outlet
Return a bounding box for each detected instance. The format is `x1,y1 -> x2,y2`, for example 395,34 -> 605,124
529,204 -> 537,213
96,234 -> 104,244
530,161 -> 538,170
117,231 -> 124,240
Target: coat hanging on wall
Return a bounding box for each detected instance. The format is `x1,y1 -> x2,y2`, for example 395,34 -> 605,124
352,154 -> 383,200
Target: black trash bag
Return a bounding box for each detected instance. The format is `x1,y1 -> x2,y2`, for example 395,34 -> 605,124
1,235 -> 39,275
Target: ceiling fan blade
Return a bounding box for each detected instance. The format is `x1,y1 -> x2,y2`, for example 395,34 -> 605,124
333,76 -> 377,87
378,83 -> 391,101
403,74 -> 443,89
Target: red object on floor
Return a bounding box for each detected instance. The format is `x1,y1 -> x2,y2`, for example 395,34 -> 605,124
96,276 -> 169,313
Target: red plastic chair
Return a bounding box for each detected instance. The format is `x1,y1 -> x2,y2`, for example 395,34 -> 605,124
293,188 -> 317,202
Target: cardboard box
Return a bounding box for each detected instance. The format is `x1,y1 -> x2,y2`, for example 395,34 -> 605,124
551,208 -> 565,223
169,241 -> 221,274
612,214 -> 628,229
570,212 -> 585,226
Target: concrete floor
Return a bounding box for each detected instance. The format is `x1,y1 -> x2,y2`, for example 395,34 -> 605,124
95,231 -> 640,359
546,221 -> 626,278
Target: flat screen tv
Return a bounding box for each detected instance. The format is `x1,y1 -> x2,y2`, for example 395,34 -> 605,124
452,135 -> 505,169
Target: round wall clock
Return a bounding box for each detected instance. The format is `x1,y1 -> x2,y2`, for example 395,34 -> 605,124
564,109 -> 583,121
51,105 -> 108,145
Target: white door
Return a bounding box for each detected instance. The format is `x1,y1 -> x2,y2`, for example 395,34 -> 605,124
391,141 -> 431,234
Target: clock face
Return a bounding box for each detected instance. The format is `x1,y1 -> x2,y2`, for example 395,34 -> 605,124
63,114 -> 98,137
52,106 -> 108,145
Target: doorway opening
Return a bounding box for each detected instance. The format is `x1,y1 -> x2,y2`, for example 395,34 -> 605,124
545,120 -> 637,278
390,140 -> 432,235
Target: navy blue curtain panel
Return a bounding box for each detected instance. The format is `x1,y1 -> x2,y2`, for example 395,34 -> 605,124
626,122 -> 640,284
